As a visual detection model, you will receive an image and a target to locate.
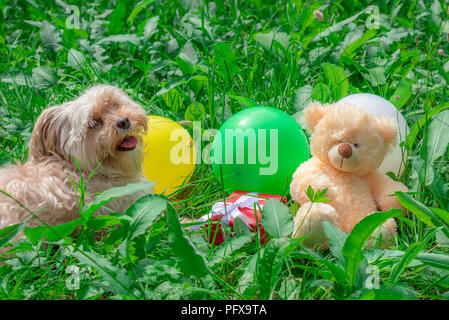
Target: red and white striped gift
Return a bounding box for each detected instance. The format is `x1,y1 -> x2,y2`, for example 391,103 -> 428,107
191,190 -> 286,245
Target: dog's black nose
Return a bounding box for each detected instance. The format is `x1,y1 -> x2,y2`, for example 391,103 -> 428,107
117,117 -> 131,130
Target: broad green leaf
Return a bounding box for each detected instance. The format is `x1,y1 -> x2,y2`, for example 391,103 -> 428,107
322,259 -> 350,291
150,59 -> 173,74
128,0 -> 155,24
258,238 -> 292,299
390,227 -> 440,283
279,278 -> 301,300
233,217 -> 251,235
296,2 -> 321,41
189,75 -> 208,94
342,210 -> 401,287
389,78 -> 414,110
371,248 -> 449,272
108,0 -> 127,35
67,49 -> 86,69
166,204 -> 211,277
436,229 -> 449,247
305,185 -> 331,203
40,20 -> 61,51
293,85 -> 313,111
396,192 -> 449,238
24,218 -> 83,244
405,102 -> 449,150
214,42 -> 239,80
97,34 -> 140,45
162,88 -> 183,112
143,16 -> 159,40
434,61 -> 449,84
312,83 -> 331,103
429,170 -> 449,209
323,221 -> 348,263
72,250 -> 136,297
0,73 -> 29,86
86,215 -> 122,232
261,199 -> 293,238
124,194 -> 168,240
209,234 -> 252,267
353,286 -> 417,300
338,29 -> 365,56
432,207 -> 449,225
134,60 -> 151,73
364,67 -> 386,87
32,66 -> 56,89
426,110 -> 449,164
293,239 -> 350,290
382,27 -> 411,47
104,224 -> 128,251
341,28 -> 378,58
24,20 -> 41,28
409,156 -> 434,188
431,0 -> 443,25
176,42 -> 198,75
81,181 -> 155,219
0,223 -> 25,249
155,75 -> 192,96
185,102 -> 206,121
228,95 -> 259,108
313,9 -> 367,42
238,271 -> 256,295
237,254 -> 258,295
415,251 -> 449,271
323,63 -> 349,100
255,31 -> 290,52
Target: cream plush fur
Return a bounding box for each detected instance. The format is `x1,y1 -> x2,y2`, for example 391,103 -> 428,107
0,85 -> 152,252
290,102 -> 408,249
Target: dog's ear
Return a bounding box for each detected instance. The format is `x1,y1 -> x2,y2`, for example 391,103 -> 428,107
303,102 -> 328,132
29,106 -> 65,161
377,116 -> 398,149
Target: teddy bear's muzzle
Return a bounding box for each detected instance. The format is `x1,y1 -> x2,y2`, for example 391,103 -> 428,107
328,143 -> 361,172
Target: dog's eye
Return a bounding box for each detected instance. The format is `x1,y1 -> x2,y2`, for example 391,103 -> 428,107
88,118 -> 103,129
354,143 -> 360,149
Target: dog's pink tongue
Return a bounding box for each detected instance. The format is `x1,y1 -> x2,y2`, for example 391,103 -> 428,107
120,136 -> 138,149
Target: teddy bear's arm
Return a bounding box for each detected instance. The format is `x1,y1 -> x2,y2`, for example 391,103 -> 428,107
290,158 -> 331,204
366,171 -> 408,212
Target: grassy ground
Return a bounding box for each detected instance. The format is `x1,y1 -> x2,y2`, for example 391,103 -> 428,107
1,0 -> 449,300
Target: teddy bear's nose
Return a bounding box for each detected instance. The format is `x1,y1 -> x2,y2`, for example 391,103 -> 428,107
338,143 -> 352,158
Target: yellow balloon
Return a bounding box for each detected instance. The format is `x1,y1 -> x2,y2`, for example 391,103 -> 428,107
141,116 -> 196,196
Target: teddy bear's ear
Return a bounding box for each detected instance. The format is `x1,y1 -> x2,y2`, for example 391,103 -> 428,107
376,116 -> 398,148
303,102 -> 327,132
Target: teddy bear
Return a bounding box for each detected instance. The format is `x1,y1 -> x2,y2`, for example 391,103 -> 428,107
290,101 -> 408,249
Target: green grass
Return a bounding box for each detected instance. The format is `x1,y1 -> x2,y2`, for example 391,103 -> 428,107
1,0 -> 449,300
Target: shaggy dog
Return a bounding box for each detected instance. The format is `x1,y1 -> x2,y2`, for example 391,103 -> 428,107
0,85 -> 151,250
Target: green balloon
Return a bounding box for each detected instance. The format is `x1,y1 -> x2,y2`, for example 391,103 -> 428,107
211,106 -> 309,195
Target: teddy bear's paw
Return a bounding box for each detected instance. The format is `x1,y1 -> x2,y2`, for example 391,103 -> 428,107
367,218 -> 397,249
293,202 -> 339,249
373,179 -> 409,213
377,188 -> 408,213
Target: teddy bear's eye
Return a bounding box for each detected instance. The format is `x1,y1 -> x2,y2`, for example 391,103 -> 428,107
354,143 -> 360,149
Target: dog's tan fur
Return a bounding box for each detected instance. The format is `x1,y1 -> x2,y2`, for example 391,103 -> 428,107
0,85 -> 152,250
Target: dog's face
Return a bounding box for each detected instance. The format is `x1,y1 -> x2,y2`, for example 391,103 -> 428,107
29,85 -> 148,176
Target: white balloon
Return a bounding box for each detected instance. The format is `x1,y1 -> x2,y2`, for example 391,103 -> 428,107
337,93 -> 409,176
